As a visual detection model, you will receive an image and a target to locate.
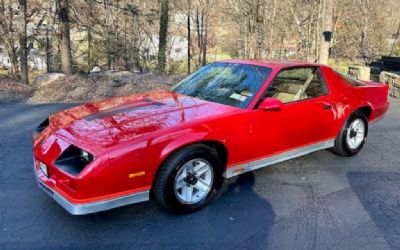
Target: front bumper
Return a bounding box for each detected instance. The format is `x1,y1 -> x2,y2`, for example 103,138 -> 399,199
33,133 -> 150,215
36,178 -> 149,215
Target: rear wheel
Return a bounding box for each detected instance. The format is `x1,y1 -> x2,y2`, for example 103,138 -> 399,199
330,112 -> 368,157
153,144 -> 223,214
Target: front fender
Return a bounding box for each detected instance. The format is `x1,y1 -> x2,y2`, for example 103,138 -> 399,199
147,125 -> 227,175
159,131 -> 210,160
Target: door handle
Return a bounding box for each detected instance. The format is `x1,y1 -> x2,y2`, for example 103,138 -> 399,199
323,104 -> 332,110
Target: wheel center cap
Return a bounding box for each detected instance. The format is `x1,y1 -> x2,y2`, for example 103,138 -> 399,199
185,174 -> 198,185
350,130 -> 357,138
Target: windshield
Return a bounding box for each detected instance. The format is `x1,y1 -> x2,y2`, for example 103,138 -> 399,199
172,62 -> 272,108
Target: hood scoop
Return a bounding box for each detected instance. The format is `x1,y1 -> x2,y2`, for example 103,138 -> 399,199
84,99 -> 165,121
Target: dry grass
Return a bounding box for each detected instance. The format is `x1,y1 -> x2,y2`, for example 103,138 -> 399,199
0,72 -> 184,103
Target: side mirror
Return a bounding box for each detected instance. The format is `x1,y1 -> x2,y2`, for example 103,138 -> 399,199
258,98 -> 283,111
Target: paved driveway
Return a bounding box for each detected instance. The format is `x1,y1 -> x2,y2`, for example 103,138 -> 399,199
0,100 -> 399,249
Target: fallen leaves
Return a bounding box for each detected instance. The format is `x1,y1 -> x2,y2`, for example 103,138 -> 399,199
0,72 -> 184,103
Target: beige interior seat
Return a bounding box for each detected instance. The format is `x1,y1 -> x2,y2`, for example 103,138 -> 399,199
294,72 -> 315,101
272,82 -> 302,103
273,92 -> 296,103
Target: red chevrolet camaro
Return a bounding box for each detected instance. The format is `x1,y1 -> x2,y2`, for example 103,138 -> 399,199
33,60 -> 389,215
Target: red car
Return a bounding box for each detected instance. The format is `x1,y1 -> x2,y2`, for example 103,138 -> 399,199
33,60 -> 389,215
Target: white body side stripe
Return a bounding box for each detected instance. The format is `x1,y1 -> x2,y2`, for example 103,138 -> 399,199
224,139 -> 335,178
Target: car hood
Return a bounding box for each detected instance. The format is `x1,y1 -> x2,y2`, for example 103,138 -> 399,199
46,90 -> 238,150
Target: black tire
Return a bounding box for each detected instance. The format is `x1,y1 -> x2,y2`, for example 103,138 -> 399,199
330,112 -> 368,157
153,144 -> 224,214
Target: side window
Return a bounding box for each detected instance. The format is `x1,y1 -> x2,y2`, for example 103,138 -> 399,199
265,67 -> 328,104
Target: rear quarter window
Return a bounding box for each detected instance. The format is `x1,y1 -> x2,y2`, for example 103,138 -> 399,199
337,71 -> 366,86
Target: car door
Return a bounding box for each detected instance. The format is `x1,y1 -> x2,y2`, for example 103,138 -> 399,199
249,66 -> 336,164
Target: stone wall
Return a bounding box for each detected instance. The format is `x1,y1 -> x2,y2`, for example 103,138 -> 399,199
348,66 -> 371,81
348,66 -> 400,100
380,71 -> 400,100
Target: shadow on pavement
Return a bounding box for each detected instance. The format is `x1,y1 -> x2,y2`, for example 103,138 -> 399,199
3,167 -> 276,249
0,103 -> 277,249
71,173 -> 276,249
347,171 -> 400,249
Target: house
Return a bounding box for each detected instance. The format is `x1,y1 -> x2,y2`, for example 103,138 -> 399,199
142,13 -> 189,61
0,53 -> 11,69
0,49 -> 45,71
271,42 -> 298,58
28,49 -> 46,70
142,35 -> 188,62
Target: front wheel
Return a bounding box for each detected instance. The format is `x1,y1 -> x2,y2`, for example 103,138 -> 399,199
330,113 -> 368,157
153,144 -> 223,214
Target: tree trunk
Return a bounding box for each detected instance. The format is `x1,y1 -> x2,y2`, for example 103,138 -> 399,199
88,27 -> 92,71
314,0 -> 323,61
255,0 -> 262,59
46,0 -> 57,72
389,21 -> 400,56
19,0 -> 28,84
359,0 -> 369,63
318,0 -> 333,65
115,0 -> 120,67
187,0 -> 191,74
306,2 -> 316,62
5,3 -> 19,77
157,0 -> 169,73
58,0 -> 72,75
124,12 -> 128,70
9,49 -> 19,77
132,15 -> 141,72
195,10 -> 202,66
107,30 -> 112,70
202,10 -> 208,66
87,0 -> 93,72
104,0 -> 113,70
245,16 -> 251,58
267,0 -> 277,59
46,28 -> 53,72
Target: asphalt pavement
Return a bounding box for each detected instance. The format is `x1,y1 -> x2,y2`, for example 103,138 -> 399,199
0,100 -> 399,249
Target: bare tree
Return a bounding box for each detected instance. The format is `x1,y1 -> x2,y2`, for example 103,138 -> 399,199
58,0 -> 72,75
19,0 -> 28,84
389,21 -> 400,56
187,0 -> 192,73
0,1 -> 20,76
158,0 -> 169,73
46,0 -> 57,72
0,0 -> 399,83
266,0 -> 277,59
319,0 -> 333,64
